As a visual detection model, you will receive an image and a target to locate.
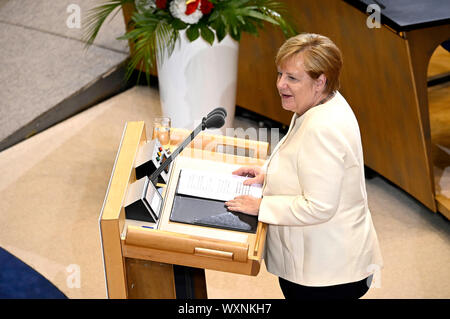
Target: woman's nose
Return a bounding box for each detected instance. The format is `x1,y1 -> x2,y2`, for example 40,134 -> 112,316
277,74 -> 286,90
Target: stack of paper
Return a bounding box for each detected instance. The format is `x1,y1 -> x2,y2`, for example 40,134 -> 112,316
177,168 -> 262,202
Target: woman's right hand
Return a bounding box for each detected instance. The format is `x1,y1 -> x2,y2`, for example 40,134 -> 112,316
232,166 -> 265,185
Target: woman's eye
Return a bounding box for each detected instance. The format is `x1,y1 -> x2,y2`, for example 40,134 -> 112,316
277,72 -> 297,81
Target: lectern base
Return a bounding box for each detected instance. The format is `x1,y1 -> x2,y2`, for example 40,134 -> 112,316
174,265 -> 208,299
125,258 -> 207,299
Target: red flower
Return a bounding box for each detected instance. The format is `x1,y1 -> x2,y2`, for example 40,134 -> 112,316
200,0 -> 214,14
185,0 -> 200,15
156,0 -> 167,9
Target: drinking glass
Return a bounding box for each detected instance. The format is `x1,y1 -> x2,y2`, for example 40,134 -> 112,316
152,117 -> 171,150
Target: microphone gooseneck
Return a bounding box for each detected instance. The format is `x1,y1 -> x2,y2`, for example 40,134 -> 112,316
150,107 -> 227,184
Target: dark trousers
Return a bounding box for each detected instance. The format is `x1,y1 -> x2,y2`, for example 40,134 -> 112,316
279,276 -> 372,299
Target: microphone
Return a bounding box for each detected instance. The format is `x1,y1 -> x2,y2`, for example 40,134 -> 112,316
203,112 -> 225,129
207,107 -> 227,119
149,107 -> 227,184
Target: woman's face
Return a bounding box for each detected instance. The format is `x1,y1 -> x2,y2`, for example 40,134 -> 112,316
276,53 -> 325,116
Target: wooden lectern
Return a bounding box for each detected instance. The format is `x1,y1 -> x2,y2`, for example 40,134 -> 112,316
99,121 -> 269,298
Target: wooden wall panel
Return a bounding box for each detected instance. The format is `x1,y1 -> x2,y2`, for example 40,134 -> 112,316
236,24 -> 291,124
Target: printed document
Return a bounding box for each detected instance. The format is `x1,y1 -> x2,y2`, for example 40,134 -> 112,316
177,168 -> 263,201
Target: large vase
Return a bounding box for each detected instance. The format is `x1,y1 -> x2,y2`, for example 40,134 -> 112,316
156,30 -> 239,132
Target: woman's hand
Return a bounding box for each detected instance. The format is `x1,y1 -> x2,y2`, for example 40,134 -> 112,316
232,166 -> 265,185
226,166 -> 264,215
225,196 -> 262,216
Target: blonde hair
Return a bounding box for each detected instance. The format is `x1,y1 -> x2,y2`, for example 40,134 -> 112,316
276,33 -> 343,95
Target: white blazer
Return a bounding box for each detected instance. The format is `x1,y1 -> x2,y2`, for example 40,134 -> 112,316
258,92 -> 383,287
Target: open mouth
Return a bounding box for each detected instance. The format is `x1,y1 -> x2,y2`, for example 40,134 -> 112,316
281,93 -> 293,99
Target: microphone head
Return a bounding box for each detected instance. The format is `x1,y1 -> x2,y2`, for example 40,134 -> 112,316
205,113 -> 225,129
207,107 -> 227,119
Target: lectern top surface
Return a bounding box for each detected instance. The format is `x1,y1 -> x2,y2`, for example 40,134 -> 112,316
345,0 -> 450,31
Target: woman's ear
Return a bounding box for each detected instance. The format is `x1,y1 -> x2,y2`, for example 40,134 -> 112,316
315,73 -> 327,92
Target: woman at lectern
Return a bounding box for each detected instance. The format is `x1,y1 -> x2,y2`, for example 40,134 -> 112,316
225,33 -> 383,299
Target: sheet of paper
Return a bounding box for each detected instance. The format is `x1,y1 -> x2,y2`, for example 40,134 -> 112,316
177,168 -> 262,202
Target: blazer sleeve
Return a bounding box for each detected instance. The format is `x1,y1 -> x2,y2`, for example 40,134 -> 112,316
258,123 -> 347,226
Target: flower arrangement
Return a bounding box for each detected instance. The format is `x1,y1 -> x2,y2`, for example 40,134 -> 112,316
84,0 -> 295,81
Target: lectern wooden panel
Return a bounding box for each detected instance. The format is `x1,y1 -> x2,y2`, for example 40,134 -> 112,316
99,121 -> 146,299
99,121 -> 268,298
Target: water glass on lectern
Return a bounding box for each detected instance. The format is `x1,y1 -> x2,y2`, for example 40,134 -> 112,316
152,117 -> 171,149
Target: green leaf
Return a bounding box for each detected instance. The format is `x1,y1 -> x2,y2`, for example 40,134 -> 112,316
241,20 -> 258,36
229,0 -> 251,8
208,9 -> 220,22
214,21 -> 227,42
82,0 -> 134,48
230,26 -> 241,42
200,25 -> 215,45
186,25 -> 200,42
172,18 -> 187,30
242,9 -> 279,25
